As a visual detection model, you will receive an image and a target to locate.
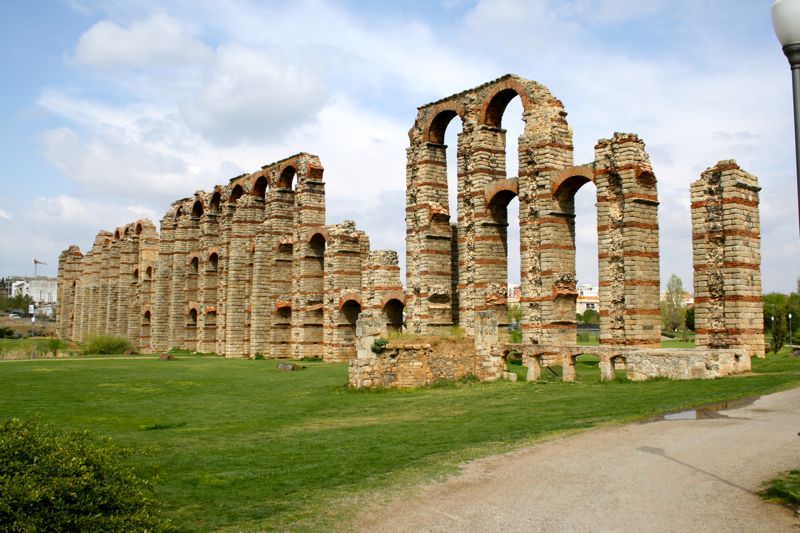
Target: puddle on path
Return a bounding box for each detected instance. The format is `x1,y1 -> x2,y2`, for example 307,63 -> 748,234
656,396 -> 759,421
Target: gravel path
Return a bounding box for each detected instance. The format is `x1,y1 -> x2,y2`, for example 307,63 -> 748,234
356,387 -> 800,532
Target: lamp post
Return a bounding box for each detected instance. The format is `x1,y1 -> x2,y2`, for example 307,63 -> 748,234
772,0 -> 800,234
790,312 -> 794,344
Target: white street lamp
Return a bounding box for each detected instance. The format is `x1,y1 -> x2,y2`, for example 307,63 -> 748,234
772,0 -> 800,234
790,312 -> 794,344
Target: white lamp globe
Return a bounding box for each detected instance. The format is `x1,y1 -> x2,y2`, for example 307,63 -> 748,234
773,0 -> 800,47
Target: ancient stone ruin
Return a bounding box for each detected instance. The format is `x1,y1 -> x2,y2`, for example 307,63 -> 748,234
57,153 -> 404,360
57,74 -> 764,379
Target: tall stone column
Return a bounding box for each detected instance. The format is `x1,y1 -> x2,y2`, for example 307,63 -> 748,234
291,157 -> 326,359
56,245 -> 83,340
323,221 -> 367,362
225,195 -> 260,358
404,138 -> 456,334
691,160 -> 764,357
593,133 -> 660,347
152,212 -> 175,352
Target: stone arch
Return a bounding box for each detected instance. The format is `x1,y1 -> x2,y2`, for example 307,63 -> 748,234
480,81 -> 532,128
145,266 -> 153,280
191,199 -> 204,218
423,104 -> 466,144
252,175 -> 268,199
382,298 -> 405,332
132,268 -> 139,280
188,256 -> 199,274
135,222 -> 143,235
551,165 -> 595,199
228,184 -> 244,204
210,190 -> 222,213
277,165 -> 296,190
208,252 -> 219,272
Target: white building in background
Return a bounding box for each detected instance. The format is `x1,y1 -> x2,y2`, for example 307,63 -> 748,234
5,276 -> 58,304
577,284 -> 599,315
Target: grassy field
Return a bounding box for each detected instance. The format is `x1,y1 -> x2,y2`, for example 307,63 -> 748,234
0,350 -> 798,531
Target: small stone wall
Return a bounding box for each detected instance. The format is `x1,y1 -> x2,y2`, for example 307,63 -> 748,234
624,348 -> 750,381
349,310 -> 504,389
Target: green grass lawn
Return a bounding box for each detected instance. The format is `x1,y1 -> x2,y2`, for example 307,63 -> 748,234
0,351 -> 799,531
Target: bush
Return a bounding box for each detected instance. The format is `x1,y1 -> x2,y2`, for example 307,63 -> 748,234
82,335 -> 134,355
0,418 -> 172,532
0,327 -> 14,339
47,338 -> 65,356
371,338 -> 389,354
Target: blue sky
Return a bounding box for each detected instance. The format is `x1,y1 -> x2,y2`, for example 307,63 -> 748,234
0,0 -> 797,294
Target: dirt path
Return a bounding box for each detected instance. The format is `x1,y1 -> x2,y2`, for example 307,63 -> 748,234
356,387 -> 800,532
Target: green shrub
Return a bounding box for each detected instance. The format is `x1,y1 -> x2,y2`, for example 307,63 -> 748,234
47,338 -> 65,356
371,338 -> 389,354
0,418 -> 172,532
254,353 -> 265,360
0,327 -> 14,339
82,335 -> 134,355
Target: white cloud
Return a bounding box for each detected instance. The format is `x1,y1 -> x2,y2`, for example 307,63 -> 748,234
72,12 -> 212,70
181,45 -> 329,145
0,209 -> 10,220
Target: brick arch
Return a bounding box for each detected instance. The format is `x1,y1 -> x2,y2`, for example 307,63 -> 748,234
381,291 -> 406,309
304,226 -> 328,243
338,293 -> 362,311
422,101 -> 466,144
228,183 -> 245,204
191,198 -> 204,217
276,164 -> 297,190
479,78 -> 532,128
551,165 -> 595,198
251,174 -> 268,198
485,178 -> 519,207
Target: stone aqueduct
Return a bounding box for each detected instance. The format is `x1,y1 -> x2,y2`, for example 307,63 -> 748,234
57,75 -> 764,362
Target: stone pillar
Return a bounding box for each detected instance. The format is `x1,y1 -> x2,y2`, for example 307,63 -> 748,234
198,201 -> 221,354
593,133 -> 660,347
152,212 -> 175,352
169,206 -> 190,350
691,160 -> 764,358
56,245 -> 83,340
291,157 -> 326,359
135,220 -> 159,352
404,138 -> 455,334
323,221 -> 367,362
116,228 -> 135,339
365,250 -> 404,331
225,194 -> 260,358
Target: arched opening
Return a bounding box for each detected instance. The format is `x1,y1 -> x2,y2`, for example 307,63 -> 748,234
135,223 -> 142,235
188,308 -> 197,326
208,253 -> 218,272
114,229 -> 120,239
132,269 -> 139,281
145,266 -> 152,280
440,111 -> 462,225
611,355 -> 627,378
278,166 -> 296,190
382,299 -> 404,332
274,305 -> 292,357
189,257 -> 199,275
192,200 -> 204,218
488,188 -> 519,328
252,175 -> 268,199
554,174 -> 599,345
229,184 -> 244,204
187,308 -> 198,347
210,191 -> 221,213
174,206 -> 183,221
341,300 -> 362,354
142,310 -> 151,344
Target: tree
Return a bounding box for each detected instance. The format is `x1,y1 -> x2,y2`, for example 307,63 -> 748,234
661,274 -> 687,336
685,306 -> 695,332
507,304 -> 522,325
582,309 -> 599,325
771,310 -> 788,354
